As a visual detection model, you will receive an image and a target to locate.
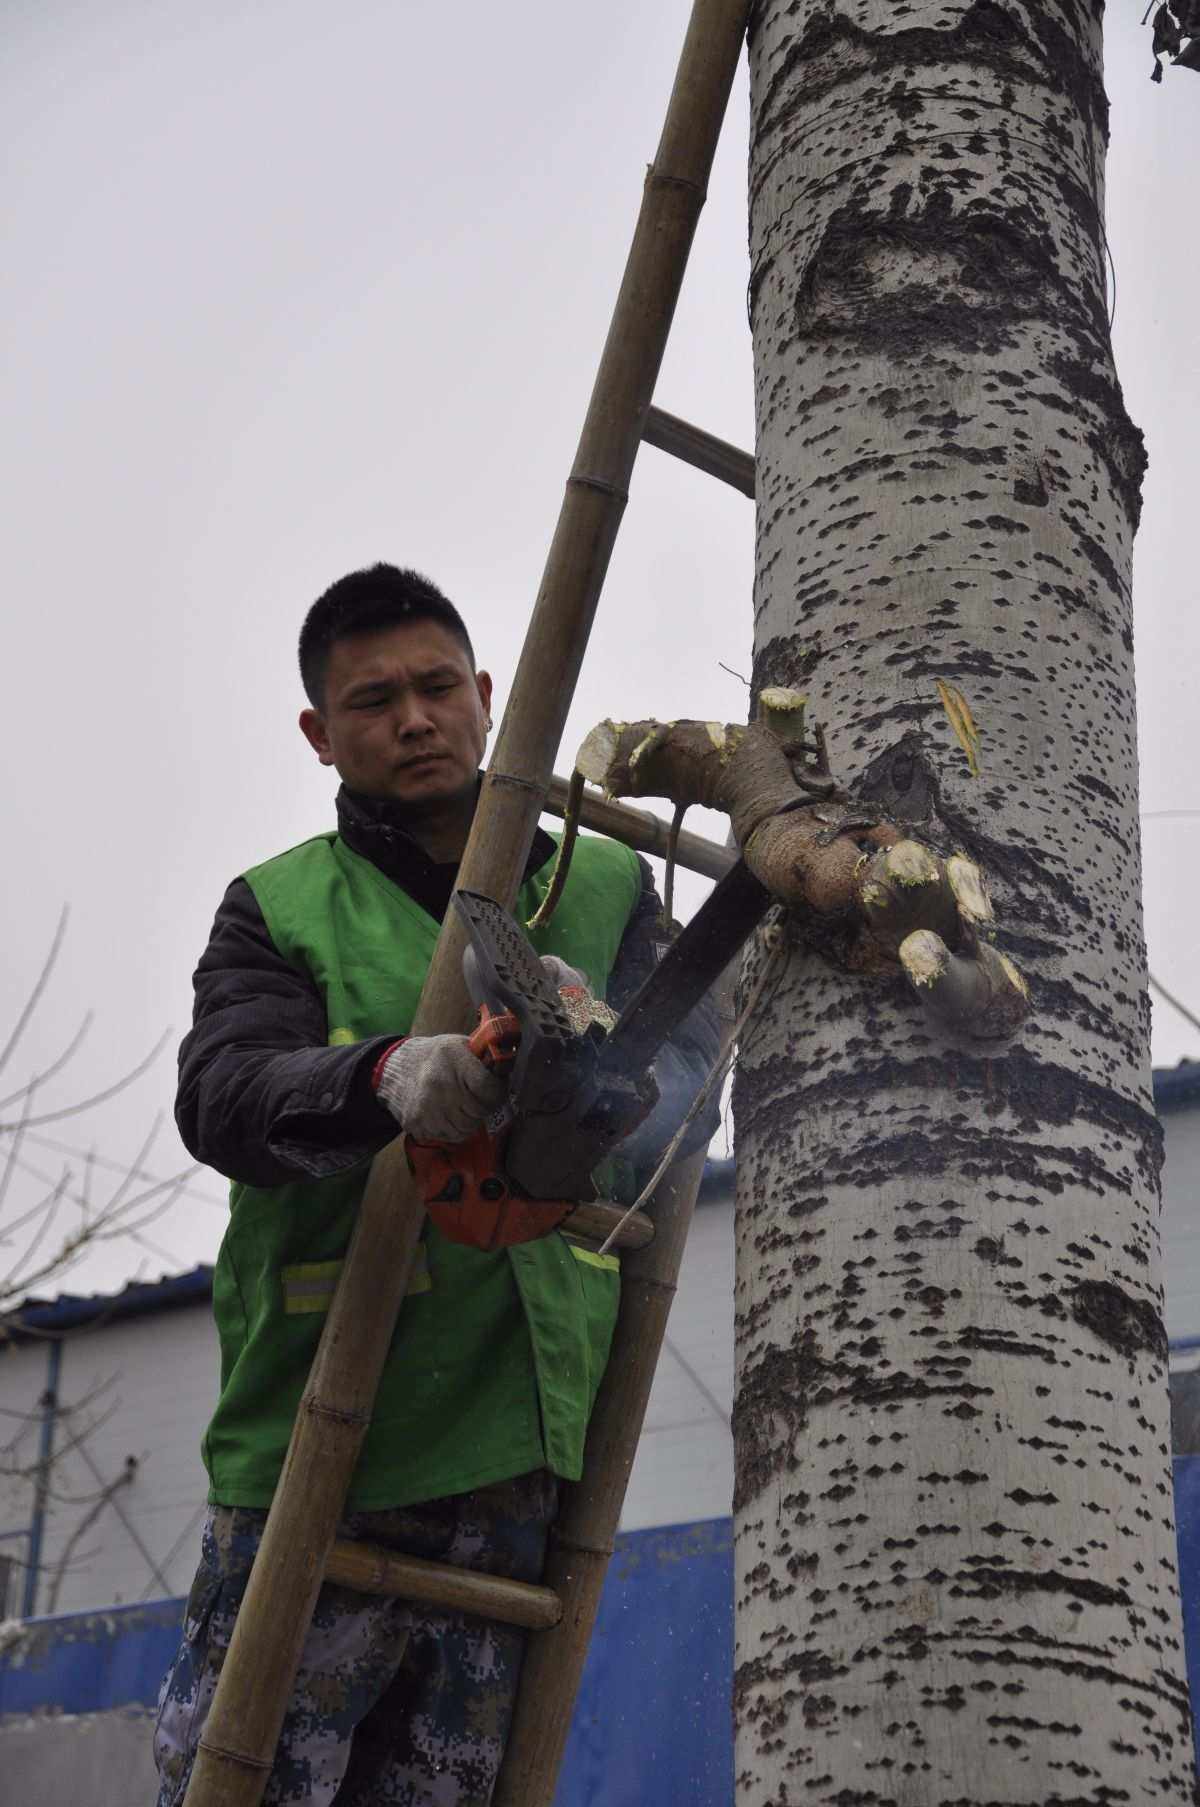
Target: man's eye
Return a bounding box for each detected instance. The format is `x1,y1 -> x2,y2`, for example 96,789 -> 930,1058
425,683 -> 454,697
354,696 -> 388,710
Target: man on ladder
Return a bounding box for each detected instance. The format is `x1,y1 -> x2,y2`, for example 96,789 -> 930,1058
153,561 -> 720,1807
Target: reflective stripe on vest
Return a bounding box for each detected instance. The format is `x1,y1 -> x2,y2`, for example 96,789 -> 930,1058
279,1239 -> 614,1314
282,1245 -> 432,1314
561,1239 -> 620,1275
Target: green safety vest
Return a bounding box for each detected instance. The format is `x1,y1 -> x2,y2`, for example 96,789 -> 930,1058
202,828 -> 642,1510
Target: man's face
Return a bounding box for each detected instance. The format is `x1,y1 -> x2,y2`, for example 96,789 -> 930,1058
299,620 -> 492,807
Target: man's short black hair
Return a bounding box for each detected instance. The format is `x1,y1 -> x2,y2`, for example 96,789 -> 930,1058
299,563 -> 475,708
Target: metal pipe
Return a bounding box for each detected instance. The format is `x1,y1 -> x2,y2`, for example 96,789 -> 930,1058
544,774 -> 736,880
23,1338 -> 61,1618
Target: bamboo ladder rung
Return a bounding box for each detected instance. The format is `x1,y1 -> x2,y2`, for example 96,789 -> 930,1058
562,1200 -> 653,1249
320,1204 -> 649,1625
324,1540 -> 562,1630
641,403 -> 756,498
321,1203 -> 650,1627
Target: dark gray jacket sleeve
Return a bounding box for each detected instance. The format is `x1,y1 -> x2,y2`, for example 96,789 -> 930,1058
175,879 -> 399,1187
606,858 -> 724,1163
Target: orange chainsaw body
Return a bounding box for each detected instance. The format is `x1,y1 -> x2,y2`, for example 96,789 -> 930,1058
405,1003 -> 574,1252
405,1128 -> 572,1252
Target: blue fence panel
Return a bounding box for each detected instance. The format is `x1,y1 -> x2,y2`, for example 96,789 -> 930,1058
1175,1454 -> 1200,1765
0,1597 -> 183,1717
556,1518 -> 733,1807
5,1489 -> 1200,1798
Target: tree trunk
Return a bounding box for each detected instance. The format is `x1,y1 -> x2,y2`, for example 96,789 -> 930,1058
735,3 -> 1195,1802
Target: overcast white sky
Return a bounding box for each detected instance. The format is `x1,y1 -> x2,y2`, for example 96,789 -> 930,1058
2,2 -> 1197,1302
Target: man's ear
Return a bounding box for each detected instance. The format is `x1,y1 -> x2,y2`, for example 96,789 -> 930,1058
299,707 -> 336,767
475,670 -> 493,718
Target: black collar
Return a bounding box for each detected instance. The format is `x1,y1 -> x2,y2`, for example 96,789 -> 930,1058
335,782 -> 556,924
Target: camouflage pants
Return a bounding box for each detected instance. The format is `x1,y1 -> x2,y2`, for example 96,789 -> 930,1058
153,1470 -> 557,1806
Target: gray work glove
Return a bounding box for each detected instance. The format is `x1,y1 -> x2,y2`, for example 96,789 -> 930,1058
373,1035 -> 506,1143
540,954 -> 589,991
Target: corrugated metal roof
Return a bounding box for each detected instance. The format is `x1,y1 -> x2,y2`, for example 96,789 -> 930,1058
3,1264 -> 214,1339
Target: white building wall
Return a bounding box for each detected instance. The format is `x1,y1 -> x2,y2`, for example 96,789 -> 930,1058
622,1202 -> 733,1532
0,1302 -> 216,1617
0,1337 -> 53,1617
0,1206 -> 739,1617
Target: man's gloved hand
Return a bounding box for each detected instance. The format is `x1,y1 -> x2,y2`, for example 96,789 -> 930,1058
540,954 -> 589,991
373,1035 -> 506,1144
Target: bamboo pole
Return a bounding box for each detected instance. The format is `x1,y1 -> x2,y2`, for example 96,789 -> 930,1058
183,1158 -> 425,1805
492,1149 -> 710,1807
494,955 -> 739,1805
182,4 -> 748,1799
412,0 -> 752,1038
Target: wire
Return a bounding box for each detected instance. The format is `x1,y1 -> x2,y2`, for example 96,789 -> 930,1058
1103,222 -> 1117,332
1143,809 -> 1200,821
597,924 -> 786,1258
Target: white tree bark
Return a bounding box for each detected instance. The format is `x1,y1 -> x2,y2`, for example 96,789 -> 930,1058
735,3 -> 1194,1802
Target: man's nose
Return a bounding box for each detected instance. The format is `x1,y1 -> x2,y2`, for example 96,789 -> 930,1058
395,696 -> 436,737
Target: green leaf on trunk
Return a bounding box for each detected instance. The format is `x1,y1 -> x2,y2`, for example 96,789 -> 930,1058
936,678 -> 981,777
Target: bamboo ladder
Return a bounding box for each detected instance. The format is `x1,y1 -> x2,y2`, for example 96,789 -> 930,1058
181,4 -> 753,1803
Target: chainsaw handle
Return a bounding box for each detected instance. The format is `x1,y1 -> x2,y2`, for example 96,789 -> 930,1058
467,1005 -> 521,1069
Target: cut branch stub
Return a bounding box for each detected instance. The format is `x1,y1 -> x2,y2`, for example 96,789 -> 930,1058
857,840 -> 1024,1037
757,685 -> 807,749
900,931 -> 1030,1039
858,839 -> 962,952
577,715 -> 1029,1041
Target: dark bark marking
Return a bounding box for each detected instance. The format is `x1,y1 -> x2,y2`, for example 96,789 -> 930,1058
750,632 -> 824,711
1013,465 -> 1049,507
733,1645 -> 844,1717
733,1337 -> 828,1511
749,0 -> 1107,148
786,194 -> 1102,359
1047,352 -> 1148,525
975,1235 -> 1020,1268
734,1334 -> 996,1509
855,729 -> 941,824
958,1327 -> 1056,1360
950,1565 -> 1131,1607
1070,1280 -> 1168,1362
738,1046 -> 1163,1190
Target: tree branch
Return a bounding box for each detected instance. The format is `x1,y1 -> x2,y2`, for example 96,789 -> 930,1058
576,700 -> 1028,1040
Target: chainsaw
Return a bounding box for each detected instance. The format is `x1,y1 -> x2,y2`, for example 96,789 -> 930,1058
404,858 -> 770,1252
